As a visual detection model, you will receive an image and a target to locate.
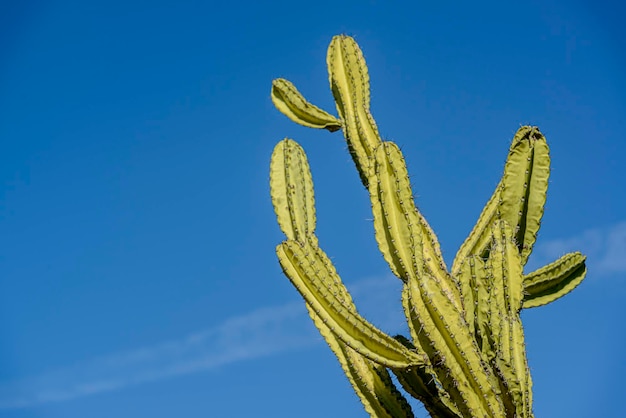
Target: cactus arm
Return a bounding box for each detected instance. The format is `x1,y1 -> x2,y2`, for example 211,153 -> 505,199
327,35 -> 382,186
271,140 -> 415,415
500,127 -> 550,265
306,306 -> 415,418
457,250 -> 518,415
370,142 -> 459,308
402,278 -> 505,418
401,288 -> 468,415
486,221 -> 531,416
338,343 -> 415,418
522,252 -> 587,309
369,140 -> 502,413
371,142 -> 420,282
339,345 -> 416,418
457,252 -> 514,417
452,126 -> 551,276
271,139 -> 424,368
270,139 -> 317,245
277,240 -> 425,368
299,235 -> 415,418
271,79 -> 342,132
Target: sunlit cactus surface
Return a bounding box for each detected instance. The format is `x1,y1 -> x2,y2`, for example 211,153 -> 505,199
269,35 -> 587,418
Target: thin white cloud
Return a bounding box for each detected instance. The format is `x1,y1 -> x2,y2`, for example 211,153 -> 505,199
597,222 -> 626,274
531,221 -> 626,276
0,303 -> 315,409
0,277 -> 403,409
11,217 -> 620,411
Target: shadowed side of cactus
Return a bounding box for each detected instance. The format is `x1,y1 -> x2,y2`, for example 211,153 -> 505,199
269,35 -> 586,418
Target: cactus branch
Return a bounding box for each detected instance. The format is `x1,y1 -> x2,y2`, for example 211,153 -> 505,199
500,127 -> 550,265
271,79 -> 342,132
522,252 -> 587,308
452,126 -> 550,275
270,139 -> 317,245
277,240 -> 425,368
307,306 -> 415,418
370,142 -> 459,308
327,35 -> 382,186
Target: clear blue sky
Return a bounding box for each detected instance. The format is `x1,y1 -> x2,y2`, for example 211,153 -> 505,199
1,1 -> 625,417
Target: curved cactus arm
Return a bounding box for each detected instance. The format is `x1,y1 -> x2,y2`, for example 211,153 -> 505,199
306,307 -> 415,418
271,79 -> 342,132
402,276 -> 505,418
339,345 -> 416,418
522,252 -> 587,309
295,230 -> 415,417
327,35 -> 382,186
270,138 -> 318,246
452,126 -> 551,276
500,126 -> 550,265
370,142 -> 460,309
393,335 -> 461,418
277,239 -> 426,369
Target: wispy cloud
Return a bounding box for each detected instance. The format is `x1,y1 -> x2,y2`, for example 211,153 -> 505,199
0,303 -> 315,409
0,277 -> 404,409
9,220 -> 619,410
531,221 -> 626,277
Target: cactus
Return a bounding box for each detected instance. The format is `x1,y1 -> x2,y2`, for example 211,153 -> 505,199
269,35 -> 587,417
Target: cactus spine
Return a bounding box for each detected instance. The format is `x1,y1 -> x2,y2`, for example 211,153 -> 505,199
269,35 -> 587,417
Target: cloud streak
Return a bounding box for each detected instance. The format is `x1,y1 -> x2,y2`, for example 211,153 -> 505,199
532,221 -> 626,276
0,303 -> 316,409
0,277 -> 404,409
4,221 -> 621,409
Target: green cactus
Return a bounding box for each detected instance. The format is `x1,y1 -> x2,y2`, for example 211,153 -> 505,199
269,35 -> 587,418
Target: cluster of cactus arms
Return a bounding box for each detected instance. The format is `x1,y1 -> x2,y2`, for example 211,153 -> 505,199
269,35 -> 587,418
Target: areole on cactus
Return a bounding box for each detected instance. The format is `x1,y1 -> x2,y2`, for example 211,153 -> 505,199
269,35 -> 587,418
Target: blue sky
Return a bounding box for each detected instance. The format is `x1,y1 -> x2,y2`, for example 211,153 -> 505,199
1,1 -> 625,417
